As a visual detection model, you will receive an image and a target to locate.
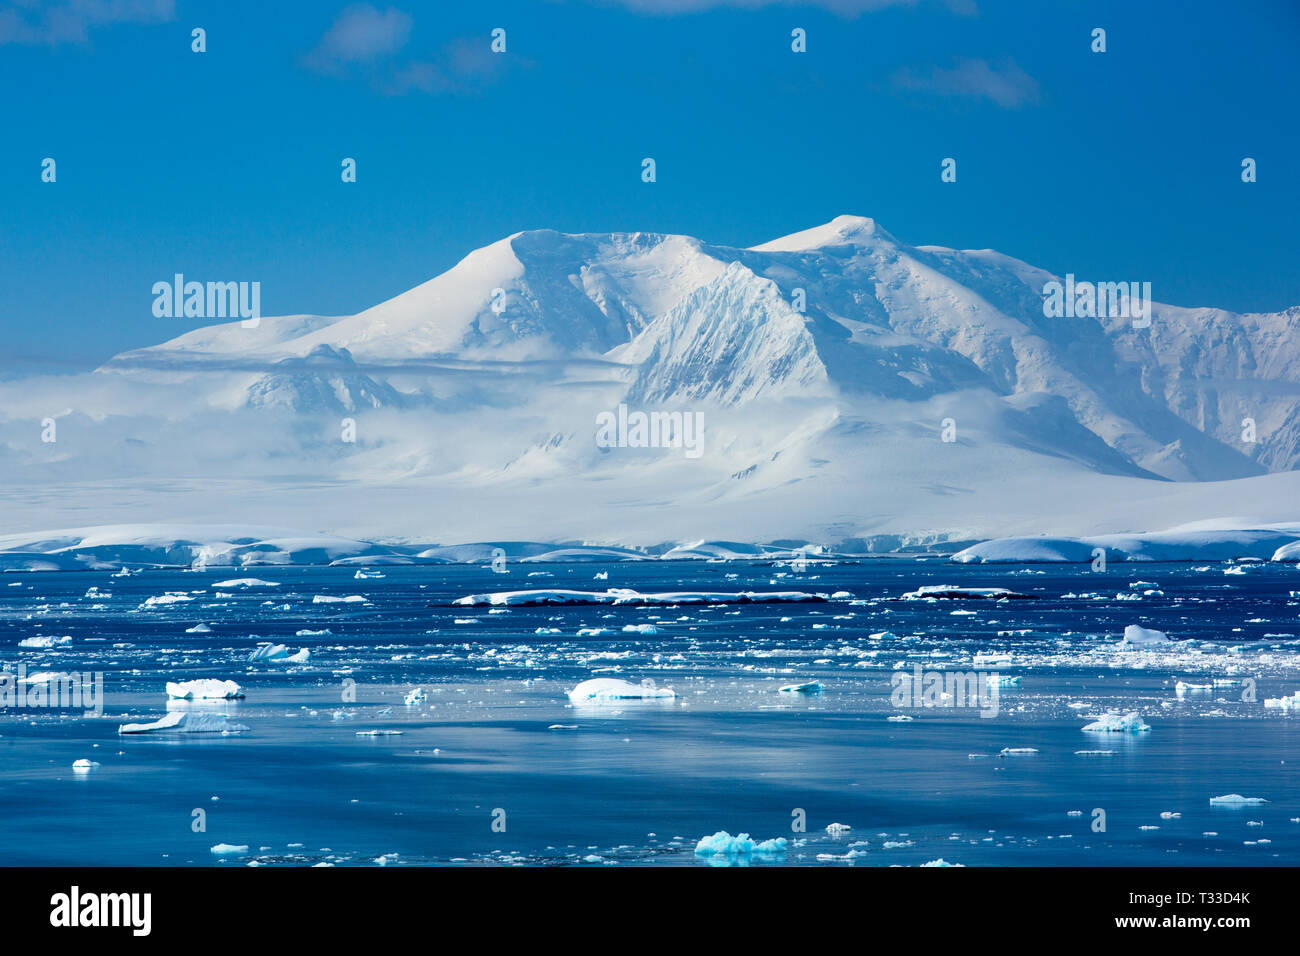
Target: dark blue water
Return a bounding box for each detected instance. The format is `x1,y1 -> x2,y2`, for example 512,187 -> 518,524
0,559 -> 1296,866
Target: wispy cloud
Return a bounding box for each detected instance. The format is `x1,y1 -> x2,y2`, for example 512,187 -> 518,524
302,3 -> 411,73
304,5 -> 511,95
891,56 -> 1040,108
0,0 -> 174,46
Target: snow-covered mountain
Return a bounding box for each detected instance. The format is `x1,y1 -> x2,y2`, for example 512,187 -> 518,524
5,215 -> 1300,548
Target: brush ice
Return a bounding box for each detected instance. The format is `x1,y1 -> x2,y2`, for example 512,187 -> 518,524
165,679 -> 244,700
1082,712 -> 1151,733
567,678 -> 675,702
118,712 -> 250,734
455,588 -> 826,607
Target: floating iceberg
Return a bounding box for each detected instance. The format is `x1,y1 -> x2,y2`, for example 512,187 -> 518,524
694,831 -> 787,856
454,587 -> 826,607
1082,712 -> 1151,733
778,681 -> 821,694
1264,691 -> 1300,712
210,843 -> 249,855
118,712 -> 250,734
900,585 -> 1028,600
211,578 -> 281,588
921,859 -> 965,867
72,759 -> 100,772
184,623 -> 212,634
18,635 -> 70,648
247,643 -> 309,663
1120,624 -> 1171,647
165,679 -> 244,700
1209,794 -> 1268,807
567,678 -> 675,702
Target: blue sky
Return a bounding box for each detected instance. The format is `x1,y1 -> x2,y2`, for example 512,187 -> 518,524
3,0 -> 1298,371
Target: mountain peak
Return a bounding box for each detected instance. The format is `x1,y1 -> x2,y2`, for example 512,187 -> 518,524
749,215 -> 895,253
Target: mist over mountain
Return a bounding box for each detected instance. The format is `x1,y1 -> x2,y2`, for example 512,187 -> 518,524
5,216 -> 1300,548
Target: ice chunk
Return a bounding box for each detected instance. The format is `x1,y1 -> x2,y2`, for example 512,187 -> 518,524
247,643 -> 309,663
166,679 -> 244,700
1209,794 -> 1268,807
118,712 -> 250,734
1082,712 -> 1151,733
404,687 -> 427,706
211,578 -> 281,588
622,624 -> 661,635
694,831 -> 787,856
454,588 -> 826,607
567,678 -> 676,702
778,681 -> 821,694
18,635 -> 71,648
1264,691 -> 1300,712
72,759 -> 100,772
184,623 -> 212,634
900,585 -> 1028,600
210,843 -> 249,855
1121,624 -> 1171,647
921,859 -> 964,867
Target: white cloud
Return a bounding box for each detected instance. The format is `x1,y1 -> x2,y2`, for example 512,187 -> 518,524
891,57 -> 1040,108
0,0 -> 174,46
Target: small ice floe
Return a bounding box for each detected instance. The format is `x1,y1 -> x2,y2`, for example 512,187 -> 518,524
900,585 -> 1028,601
404,687 -> 427,706
1120,624 -> 1172,648
694,831 -> 787,857
1082,712 -> 1151,733
18,635 -> 71,648
312,594 -> 369,604
355,730 -> 402,736
1075,750 -> 1116,756
140,592 -> 194,607
166,679 -> 243,700
567,678 -> 675,703
118,712 -> 250,735
1160,811 -> 1182,819
622,624 -> 661,635
593,572 -> 609,580
778,681 -> 821,694
576,627 -> 615,637
999,748 -> 1038,756
354,569 -> 385,580
548,724 -> 578,730
72,759 -> 100,772
534,627 -> 561,635
988,675 -> 1021,687
1264,691 -> 1300,712
19,671 -> 76,685
454,588 -> 827,607
921,859 -> 965,867
1175,681 -> 1212,696
247,643 -> 310,663
825,822 -> 851,835
184,623 -> 212,634
212,578 -> 280,588
296,629 -> 330,636
210,844 -> 248,855
1209,794 -> 1268,807
886,715 -> 913,722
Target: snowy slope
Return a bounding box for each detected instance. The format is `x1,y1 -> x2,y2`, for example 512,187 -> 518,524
3,215 -> 1300,549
